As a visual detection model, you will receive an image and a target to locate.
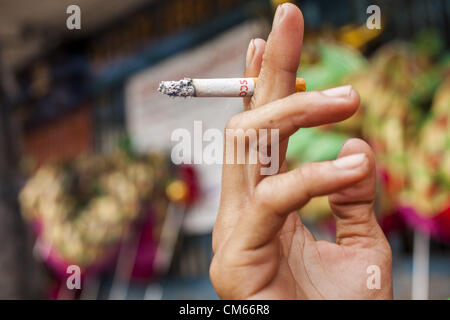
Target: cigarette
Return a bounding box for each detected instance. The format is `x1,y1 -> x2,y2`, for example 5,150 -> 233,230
158,77 -> 306,97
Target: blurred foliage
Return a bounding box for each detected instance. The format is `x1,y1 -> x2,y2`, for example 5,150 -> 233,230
288,29 -> 450,228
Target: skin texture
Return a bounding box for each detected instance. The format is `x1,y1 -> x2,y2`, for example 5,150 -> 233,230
210,3 -> 393,299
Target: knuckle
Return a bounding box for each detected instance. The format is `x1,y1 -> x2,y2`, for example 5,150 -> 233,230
209,256 -> 221,285
297,163 -> 316,199
248,98 -> 258,109
386,245 -> 393,263
304,90 -> 323,100
209,251 -> 238,298
299,162 -> 315,180
209,256 -> 226,295
253,180 -> 276,210
225,114 -> 242,130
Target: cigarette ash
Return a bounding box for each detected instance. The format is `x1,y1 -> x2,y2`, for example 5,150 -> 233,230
158,78 -> 195,97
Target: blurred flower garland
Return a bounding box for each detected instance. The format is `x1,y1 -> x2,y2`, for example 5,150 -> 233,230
19,148 -> 172,267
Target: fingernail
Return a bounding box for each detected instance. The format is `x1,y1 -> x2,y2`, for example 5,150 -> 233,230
273,4 -> 286,27
322,85 -> 352,97
333,153 -> 367,169
246,39 -> 255,68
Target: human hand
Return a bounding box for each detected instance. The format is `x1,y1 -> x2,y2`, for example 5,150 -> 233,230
210,3 -> 392,299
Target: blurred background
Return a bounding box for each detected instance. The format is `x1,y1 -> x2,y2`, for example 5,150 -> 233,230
0,0 -> 449,299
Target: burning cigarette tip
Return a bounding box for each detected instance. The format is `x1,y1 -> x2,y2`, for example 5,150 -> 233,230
158,78 -> 195,97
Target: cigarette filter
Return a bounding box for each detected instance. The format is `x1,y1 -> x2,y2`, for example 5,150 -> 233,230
158,77 -> 306,97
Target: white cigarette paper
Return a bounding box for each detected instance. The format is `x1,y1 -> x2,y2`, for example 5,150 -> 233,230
193,78 -> 255,97
158,78 -> 255,97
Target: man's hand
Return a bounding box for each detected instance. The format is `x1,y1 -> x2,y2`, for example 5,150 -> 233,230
210,3 -> 392,299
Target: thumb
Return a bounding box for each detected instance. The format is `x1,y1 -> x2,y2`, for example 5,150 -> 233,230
329,138 -> 386,247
